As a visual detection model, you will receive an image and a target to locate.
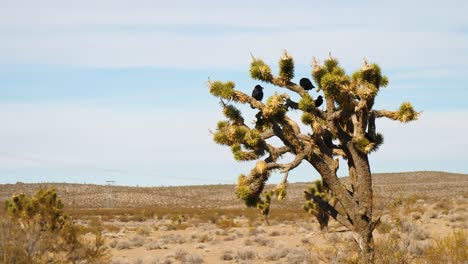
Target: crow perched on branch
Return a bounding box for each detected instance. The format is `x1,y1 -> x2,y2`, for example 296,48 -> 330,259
251,85 -> 264,108
252,85 -> 264,100
315,95 -> 323,107
299,78 -> 315,90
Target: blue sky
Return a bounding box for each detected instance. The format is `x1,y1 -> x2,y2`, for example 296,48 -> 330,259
0,0 -> 467,186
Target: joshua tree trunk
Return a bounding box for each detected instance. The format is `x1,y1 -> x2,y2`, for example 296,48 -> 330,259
209,51 -> 418,263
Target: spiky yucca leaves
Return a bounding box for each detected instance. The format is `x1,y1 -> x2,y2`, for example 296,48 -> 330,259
213,104 -> 266,161
235,161 -> 271,207
312,57 -> 350,99
303,180 -> 334,230
223,104 -> 244,123
5,189 -> 69,231
256,190 -> 273,225
250,58 -> 273,82
397,102 -> 419,122
263,93 -> 287,120
351,62 -> 389,100
278,50 -> 294,82
298,93 -> 316,112
352,133 -> 384,154
209,80 -> 236,100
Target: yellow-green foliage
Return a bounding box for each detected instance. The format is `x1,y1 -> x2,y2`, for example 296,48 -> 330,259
209,80 -> 236,100
353,63 -> 388,89
5,189 -> 68,231
312,65 -> 327,86
263,93 -> 286,120
351,62 -> 388,100
278,50 -> 294,82
1,189 -> 109,263
397,102 -> 419,122
223,104 -> 243,123
311,57 -> 351,98
352,133 -> 384,154
231,144 -> 258,161
301,113 -> 314,125
298,94 -> 316,112
320,72 -> 350,98
234,175 -> 259,207
250,58 -> 273,82
303,180 -> 333,230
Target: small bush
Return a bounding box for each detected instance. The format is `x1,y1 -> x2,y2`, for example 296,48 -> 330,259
236,249 -> 256,260
220,250 -> 234,261
116,240 -> 131,250
130,235 -> 146,247
423,230 -> 467,263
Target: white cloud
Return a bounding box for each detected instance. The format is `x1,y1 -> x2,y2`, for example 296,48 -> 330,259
0,0 -> 467,68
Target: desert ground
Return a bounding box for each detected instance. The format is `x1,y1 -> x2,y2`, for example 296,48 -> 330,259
1,171 -> 467,263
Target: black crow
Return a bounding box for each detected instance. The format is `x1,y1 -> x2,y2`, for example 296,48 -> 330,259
299,78 -> 315,90
252,85 -> 264,101
315,95 -> 323,107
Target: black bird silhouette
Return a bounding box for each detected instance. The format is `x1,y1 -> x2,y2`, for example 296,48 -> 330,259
252,85 -> 264,100
251,85 -> 264,108
299,78 -> 315,90
314,95 -> 323,107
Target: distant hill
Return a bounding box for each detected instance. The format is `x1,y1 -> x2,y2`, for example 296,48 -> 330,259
0,171 -> 466,209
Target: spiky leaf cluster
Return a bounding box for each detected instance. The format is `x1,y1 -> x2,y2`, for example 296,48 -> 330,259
298,94 -> 316,112
256,190 -> 273,218
312,57 -> 350,98
352,63 -> 389,100
213,111 -> 265,160
303,180 -> 333,230
223,104 -> 244,123
278,50 -> 294,82
234,161 -> 271,207
4,189 -> 69,231
250,58 -> 273,82
263,93 -> 286,120
397,102 -> 419,122
300,113 -> 314,125
209,81 -> 236,100
352,133 -> 384,154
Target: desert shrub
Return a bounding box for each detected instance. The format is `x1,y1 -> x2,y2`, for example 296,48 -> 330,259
0,189 -> 109,263
216,218 -> 239,229
269,230 -> 281,236
220,249 -> 234,261
236,249 -> 256,260
263,246 -> 290,261
136,226 -> 151,236
423,230 -> 467,263
104,224 -> 122,233
130,235 -> 146,247
285,248 -> 315,264
109,239 -> 118,248
159,233 -> 186,244
146,240 -> 162,250
116,240 -> 131,250
374,234 -> 410,264
182,253 -> 204,264
376,220 -> 392,234
411,212 -> 422,220
253,236 -> 274,246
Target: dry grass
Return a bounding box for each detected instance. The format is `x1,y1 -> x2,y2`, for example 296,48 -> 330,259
1,172 -> 466,263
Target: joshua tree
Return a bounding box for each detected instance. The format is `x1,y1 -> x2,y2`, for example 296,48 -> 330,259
208,51 -> 418,263
303,180 -> 336,231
